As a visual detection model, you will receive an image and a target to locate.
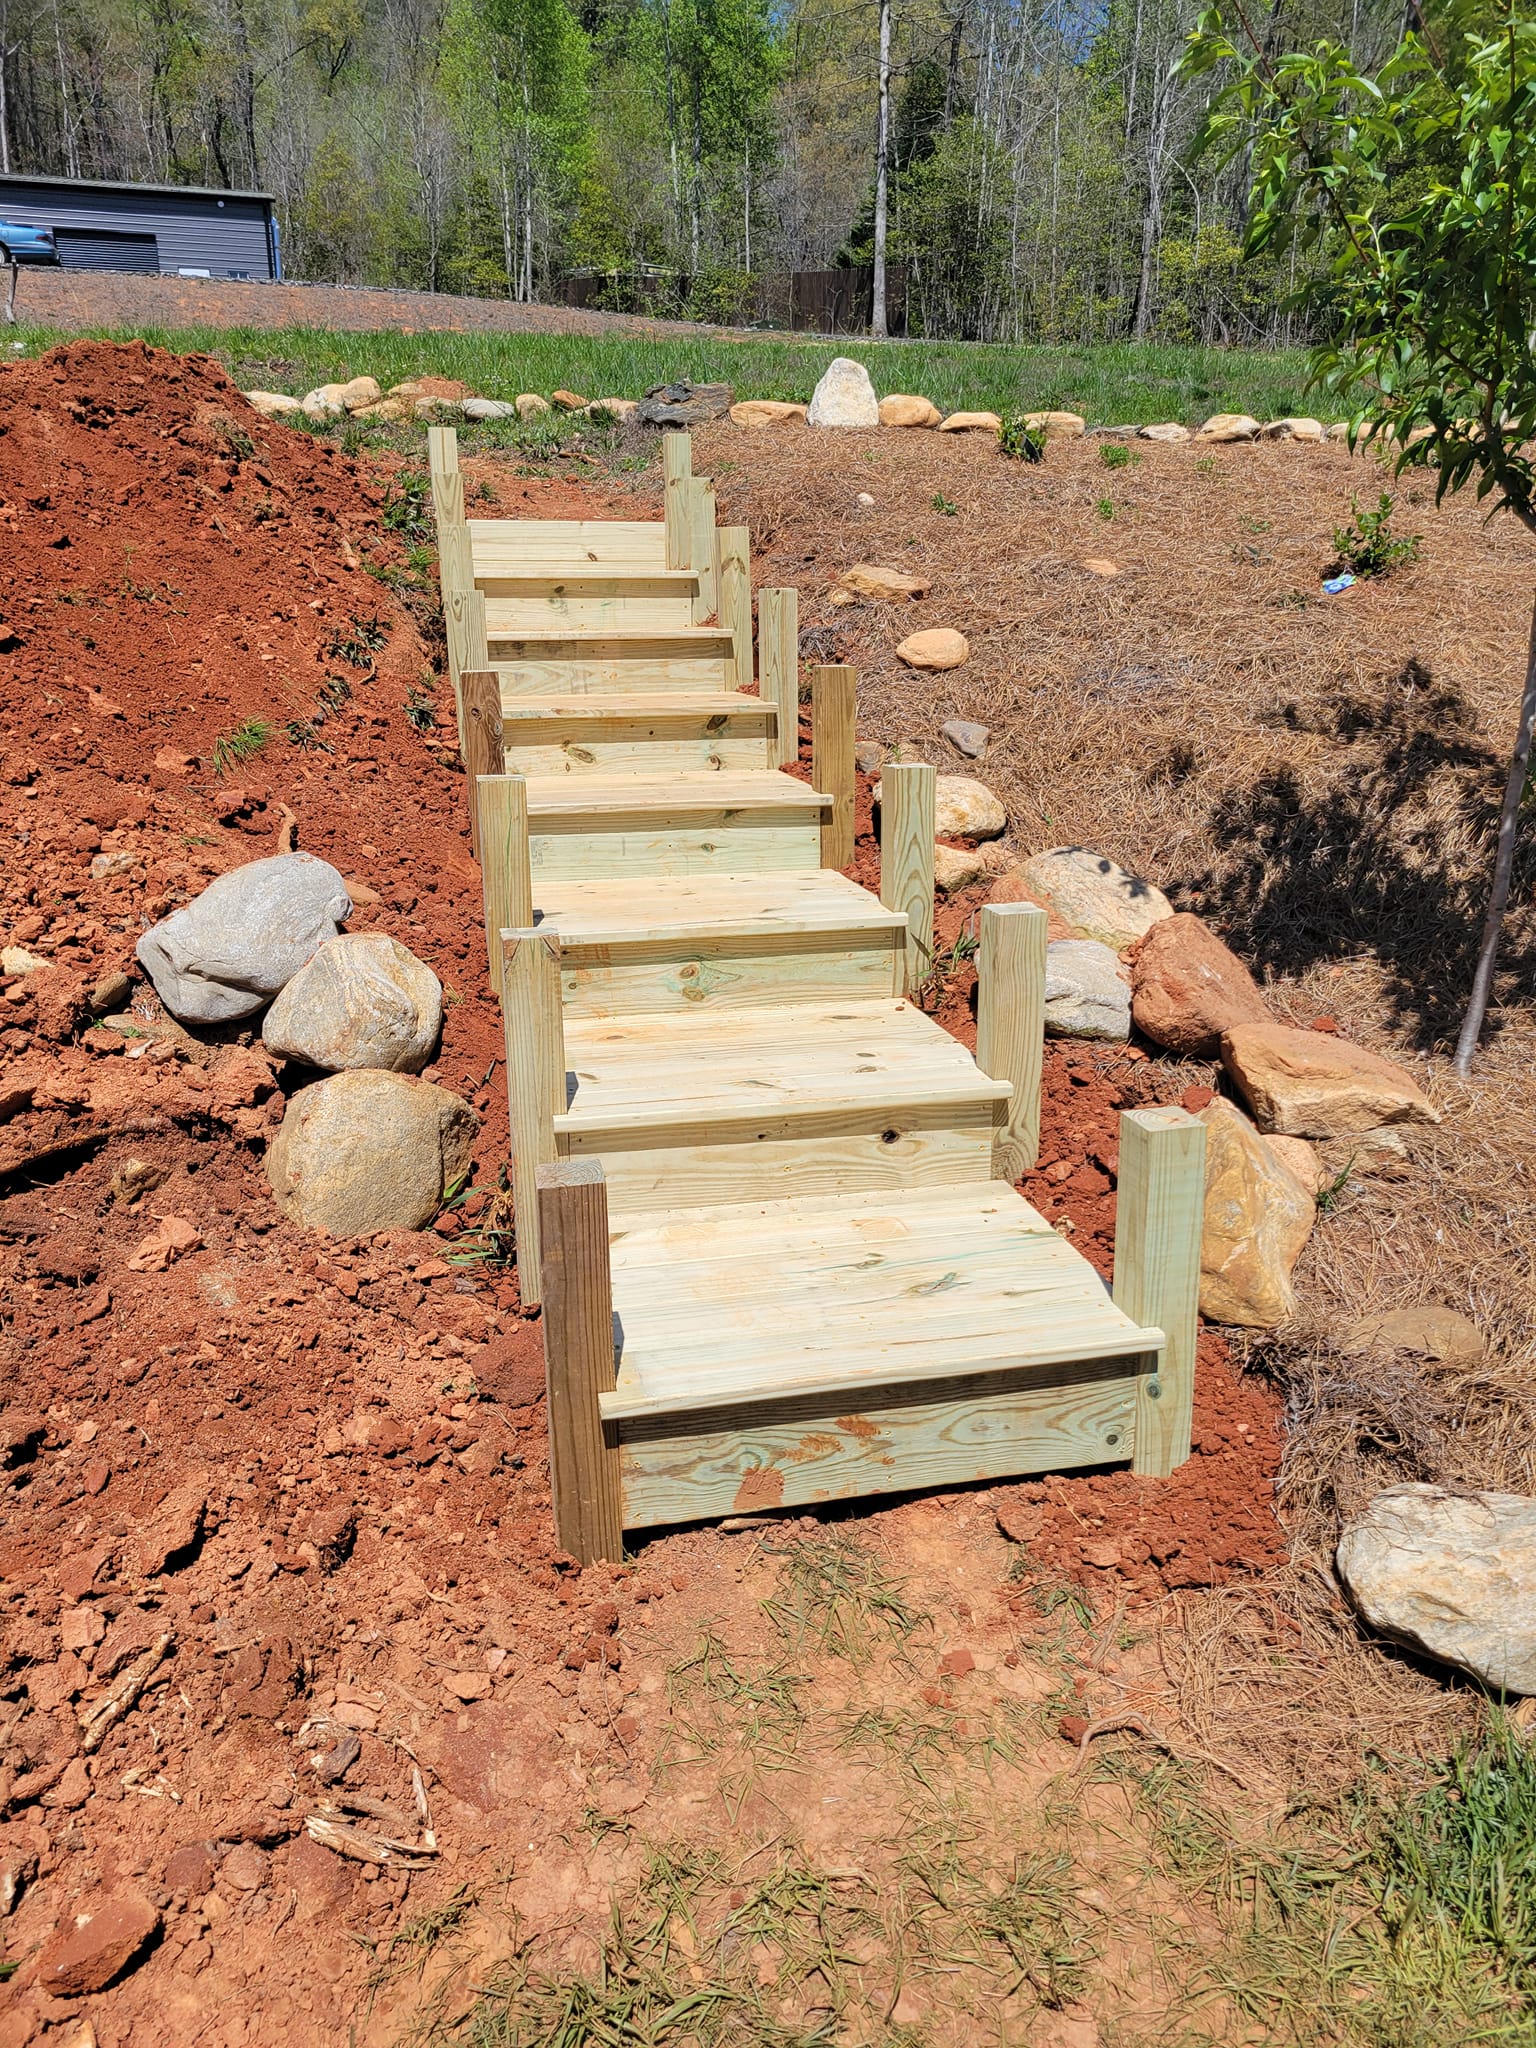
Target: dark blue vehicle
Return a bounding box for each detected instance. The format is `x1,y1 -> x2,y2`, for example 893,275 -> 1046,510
0,219 -> 60,265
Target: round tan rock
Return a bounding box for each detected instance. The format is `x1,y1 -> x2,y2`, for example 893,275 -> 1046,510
934,776 -> 1006,840
1262,417 -> 1325,442
879,394 -> 941,428
896,627 -> 969,671
730,400 -> 807,427
1129,912 -> 1271,1056
551,389 -> 588,411
1138,422 -> 1190,443
936,410 -> 1002,433
266,1069 -> 479,1238
243,391 -> 303,419
1265,1134 -> 1326,1195
516,393 -> 552,419
262,931 -> 442,1074
1021,409 -> 1085,437
1339,1306 -> 1485,1368
1195,412 -> 1261,442
934,843 -> 985,893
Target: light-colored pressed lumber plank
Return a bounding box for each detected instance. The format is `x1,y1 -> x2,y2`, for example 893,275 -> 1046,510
528,819 -> 823,880
758,587 -> 800,769
502,692 -> 764,720
460,670 -> 505,858
495,655 -> 737,696
880,762 -> 936,994
444,587 -> 488,745
663,432 -> 693,571
485,594 -> 697,635
572,1115 -> 999,1216
537,1160 -> 624,1563
532,869 -> 904,946
718,525 -> 752,693
502,927 -> 564,1307
976,902 -> 1048,1181
524,770 -> 827,817
476,775 -> 531,991
487,627 -> 736,650
469,519 -> 668,570
478,571 -> 698,596
614,1361 -> 1139,1527
1113,1105 -> 1206,1477
558,928 -> 905,1018
811,665 -> 857,870
689,478 -> 718,622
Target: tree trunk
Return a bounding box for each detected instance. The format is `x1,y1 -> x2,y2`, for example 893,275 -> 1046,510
871,0 -> 891,338
1455,587 -> 1536,1073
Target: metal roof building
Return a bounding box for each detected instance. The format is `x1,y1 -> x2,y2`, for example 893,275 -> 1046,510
0,175 -> 279,279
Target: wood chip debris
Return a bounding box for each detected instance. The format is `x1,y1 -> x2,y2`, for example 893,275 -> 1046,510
80,1633 -> 174,1753
305,1767 -> 437,1867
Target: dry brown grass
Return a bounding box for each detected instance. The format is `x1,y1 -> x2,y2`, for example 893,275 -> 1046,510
623,422 -> 1536,1781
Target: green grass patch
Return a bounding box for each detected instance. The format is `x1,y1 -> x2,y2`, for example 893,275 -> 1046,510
210,715 -> 273,776
8,319 -> 1346,426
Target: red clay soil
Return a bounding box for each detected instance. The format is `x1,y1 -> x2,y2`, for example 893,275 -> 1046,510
0,341 -> 1281,2045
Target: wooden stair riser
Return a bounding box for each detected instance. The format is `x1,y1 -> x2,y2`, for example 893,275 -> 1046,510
503,707 -> 774,776
468,519 -> 668,571
486,594 -> 697,635
613,1357 -> 1143,1529
558,927 -> 905,1017
530,813 -> 823,881
556,1100 -> 1001,1213
494,651 -> 737,695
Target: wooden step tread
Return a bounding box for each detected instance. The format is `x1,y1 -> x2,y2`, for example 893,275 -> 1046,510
502,693 -> 766,721
477,571 -> 698,592
534,869 -> 904,947
525,771 -> 826,817
558,999 -> 1009,1135
600,1181 -> 1161,1419
488,628 -> 732,651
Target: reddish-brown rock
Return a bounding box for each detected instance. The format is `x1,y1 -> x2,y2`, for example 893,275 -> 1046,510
36,1891 -> 160,1996
1128,913 -> 1271,1055
163,1842 -> 215,1895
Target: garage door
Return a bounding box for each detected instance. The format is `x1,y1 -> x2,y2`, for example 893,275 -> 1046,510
54,228 -> 160,273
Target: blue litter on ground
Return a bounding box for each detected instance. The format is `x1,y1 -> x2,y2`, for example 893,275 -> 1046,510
1322,573 -> 1356,594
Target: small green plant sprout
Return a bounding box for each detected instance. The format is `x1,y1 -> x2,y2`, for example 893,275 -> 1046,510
999,416 -> 1047,462
380,467 -> 433,544
1332,492 -> 1421,578
211,717 -> 273,776
404,681 -> 437,733
1099,442 -> 1140,469
932,491 -> 958,515
1097,497 -> 1116,520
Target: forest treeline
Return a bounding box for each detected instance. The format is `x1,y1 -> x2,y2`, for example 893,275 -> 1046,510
0,0 -> 1411,342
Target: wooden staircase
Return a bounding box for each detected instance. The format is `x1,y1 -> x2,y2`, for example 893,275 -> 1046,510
431,426 -> 1207,1561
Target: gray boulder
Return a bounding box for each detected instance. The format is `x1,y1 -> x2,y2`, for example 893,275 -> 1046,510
266,1069 -> 478,1238
262,932 -> 442,1073
136,854 -> 351,1024
462,397 -> 517,421
636,381 -> 735,428
1337,1483 -> 1536,1694
941,719 -> 990,761
1043,939 -> 1131,1041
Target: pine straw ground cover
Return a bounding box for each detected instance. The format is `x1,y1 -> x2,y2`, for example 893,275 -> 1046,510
371,417 -> 1536,2043
662,421 -> 1536,1770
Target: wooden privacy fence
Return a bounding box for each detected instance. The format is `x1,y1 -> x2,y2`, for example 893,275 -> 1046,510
430,425 -> 1206,1561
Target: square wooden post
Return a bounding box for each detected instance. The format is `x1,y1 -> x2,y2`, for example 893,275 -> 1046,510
1112,1105 -> 1207,1478
477,776 -> 531,992
502,927 -> 564,1309
879,761 -> 935,993
758,587 -> 799,767
538,1159 -> 623,1565
718,525 -> 752,689
663,431 -> 693,570
461,669 -> 505,858
811,664 -> 856,870
976,902 -> 1048,1181
430,426 -> 476,750
689,477 -> 717,622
